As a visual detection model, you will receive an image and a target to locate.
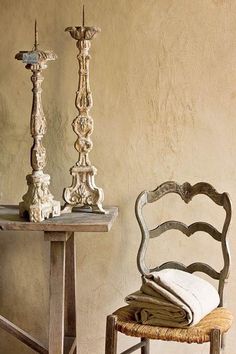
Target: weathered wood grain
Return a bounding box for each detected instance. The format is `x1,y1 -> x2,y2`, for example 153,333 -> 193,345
45,231 -> 72,242
64,233 -> 76,338
49,240 -> 66,354
0,205 -> 118,232
135,181 -> 231,306
68,338 -> 76,354
210,329 -> 221,354
64,336 -> 76,354
0,205 -> 118,353
105,182 -> 231,354
120,341 -> 146,354
105,315 -> 117,354
154,261 -> 220,280
150,221 -> 222,241
141,338 -> 150,354
0,314 -> 48,354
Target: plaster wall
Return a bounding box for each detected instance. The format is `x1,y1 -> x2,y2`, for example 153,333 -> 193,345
0,0 -> 236,353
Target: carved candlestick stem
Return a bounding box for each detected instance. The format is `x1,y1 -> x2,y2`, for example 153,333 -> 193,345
63,11 -> 105,214
15,22 -> 61,222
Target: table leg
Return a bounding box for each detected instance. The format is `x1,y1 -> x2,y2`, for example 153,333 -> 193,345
64,233 -> 77,354
49,239 -> 66,354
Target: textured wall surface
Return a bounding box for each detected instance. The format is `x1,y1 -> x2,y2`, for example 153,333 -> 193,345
0,0 -> 236,353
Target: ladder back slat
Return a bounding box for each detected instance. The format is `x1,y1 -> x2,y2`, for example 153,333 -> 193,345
135,181 -> 231,306
149,221 -> 222,241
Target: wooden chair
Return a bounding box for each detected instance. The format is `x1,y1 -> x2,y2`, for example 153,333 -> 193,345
105,181 -> 233,354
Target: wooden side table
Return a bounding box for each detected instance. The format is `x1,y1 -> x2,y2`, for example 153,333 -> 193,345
0,205 -> 118,354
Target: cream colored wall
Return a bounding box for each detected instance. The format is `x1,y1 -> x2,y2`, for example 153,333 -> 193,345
0,0 -> 235,353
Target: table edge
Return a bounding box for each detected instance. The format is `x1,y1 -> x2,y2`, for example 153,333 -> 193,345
0,206 -> 118,232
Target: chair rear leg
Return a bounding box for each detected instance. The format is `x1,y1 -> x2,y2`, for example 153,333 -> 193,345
210,329 -> 221,354
141,338 -> 150,354
105,315 -> 118,354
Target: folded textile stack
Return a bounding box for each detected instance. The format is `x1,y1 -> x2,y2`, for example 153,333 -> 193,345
125,269 -> 220,328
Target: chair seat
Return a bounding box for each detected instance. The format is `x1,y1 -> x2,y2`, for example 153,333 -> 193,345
114,306 -> 233,344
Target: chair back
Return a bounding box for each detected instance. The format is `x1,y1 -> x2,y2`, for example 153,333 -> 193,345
135,181 -> 231,306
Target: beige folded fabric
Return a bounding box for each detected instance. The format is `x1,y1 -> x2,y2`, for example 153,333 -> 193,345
125,269 -> 220,328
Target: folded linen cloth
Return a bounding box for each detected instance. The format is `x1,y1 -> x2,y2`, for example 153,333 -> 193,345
125,269 -> 220,328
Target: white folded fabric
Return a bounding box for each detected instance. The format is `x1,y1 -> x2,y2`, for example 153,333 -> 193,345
125,269 -> 220,328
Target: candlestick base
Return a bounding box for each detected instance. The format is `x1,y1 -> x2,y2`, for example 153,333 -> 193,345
62,165 -> 106,214
19,173 -> 61,222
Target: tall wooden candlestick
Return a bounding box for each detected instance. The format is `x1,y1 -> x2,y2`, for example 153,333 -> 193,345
63,8 -> 106,214
15,21 -> 61,222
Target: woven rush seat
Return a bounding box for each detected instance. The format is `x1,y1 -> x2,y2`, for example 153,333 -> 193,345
114,306 -> 233,344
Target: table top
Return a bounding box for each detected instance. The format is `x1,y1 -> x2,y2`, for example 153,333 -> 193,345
0,205 -> 118,232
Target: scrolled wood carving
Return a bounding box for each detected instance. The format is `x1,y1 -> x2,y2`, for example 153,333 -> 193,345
63,24 -> 105,214
15,22 -> 61,222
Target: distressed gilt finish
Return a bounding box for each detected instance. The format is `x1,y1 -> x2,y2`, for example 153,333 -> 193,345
15,22 -> 60,222
105,182 -> 232,354
63,13 -> 105,214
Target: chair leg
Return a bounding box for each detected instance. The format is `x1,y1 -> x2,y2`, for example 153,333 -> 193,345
105,315 -> 118,354
141,338 -> 150,354
221,334 -> 225,353
210,329 -> 221,354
